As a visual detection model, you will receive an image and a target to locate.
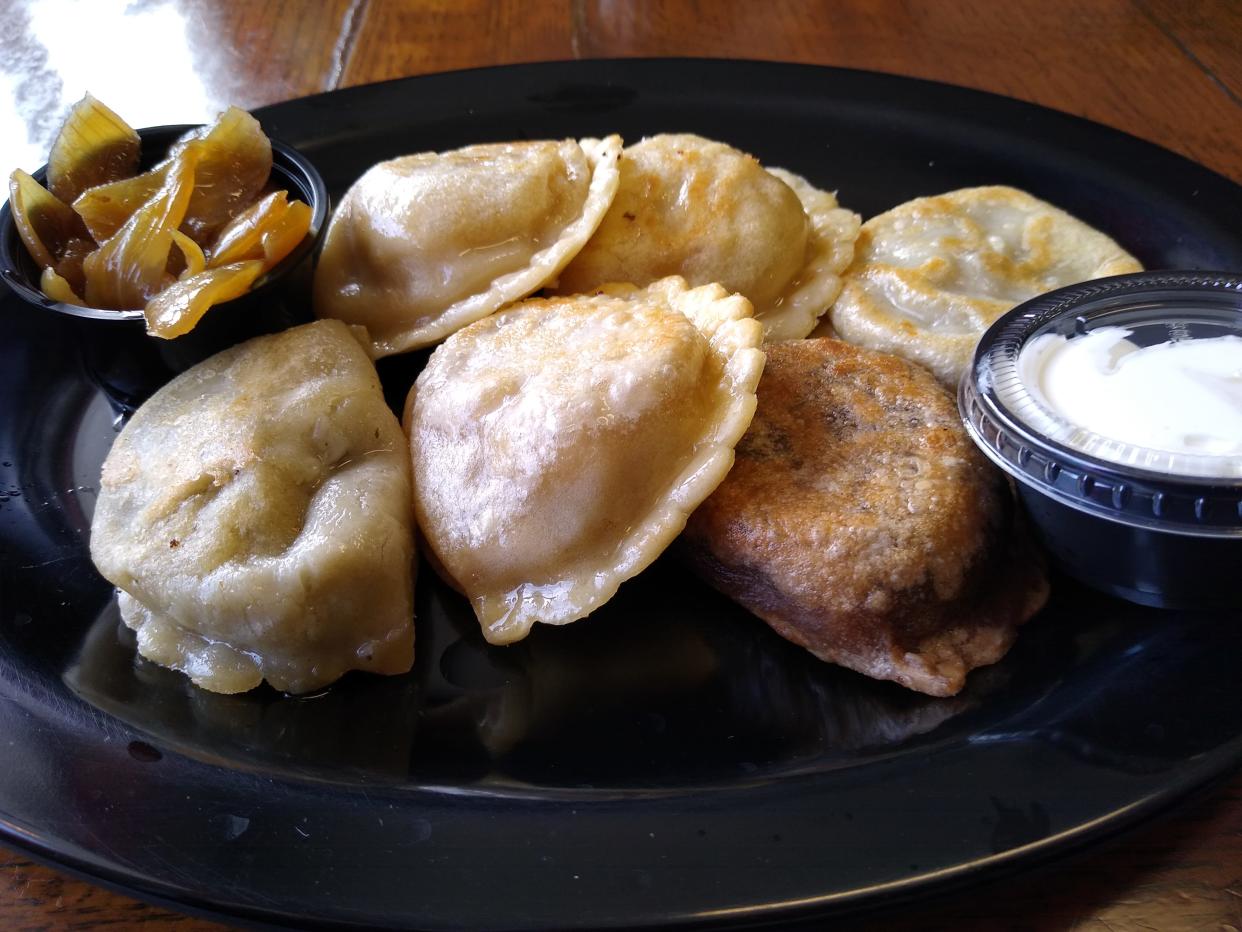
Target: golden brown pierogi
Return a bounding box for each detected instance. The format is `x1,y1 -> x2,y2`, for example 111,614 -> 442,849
682,338 -> 1049,696
553,134 -> 860,340
406,276 -> 765,646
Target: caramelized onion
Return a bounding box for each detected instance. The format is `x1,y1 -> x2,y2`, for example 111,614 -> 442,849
208,190 -> 287,265
82,144 -> 199,309
46,95 -> 141,205
175,107 -> 272,242
144,260 -> 265,338
54,235 -> 95,295
14,97 -> 311,335
72,162 -> 170,243
9,170 -> 88,269
40,267 -> 85,306
171,229 -> 206,279
208,190 -> 311,270
257,198 -> 312,268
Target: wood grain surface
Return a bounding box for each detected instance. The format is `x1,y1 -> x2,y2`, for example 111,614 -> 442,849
2,1 -> 1241,930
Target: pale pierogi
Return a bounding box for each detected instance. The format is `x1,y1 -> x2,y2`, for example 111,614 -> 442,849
90,320 -> 416,694
406,276 -> 765,645
314,135 -> 623,357
825,185 -> 1142,385
553,134 -> 860,340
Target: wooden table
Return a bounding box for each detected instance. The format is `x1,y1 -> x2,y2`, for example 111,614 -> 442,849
2,1 -> 1241,929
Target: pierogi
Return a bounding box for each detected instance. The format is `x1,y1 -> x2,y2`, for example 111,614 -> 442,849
553,134 -> 860,340
406,276 -> 765,645
90,320 -> 416,694
825,185 -> 1142,385
682,338 -> 1050,697
313,136 -> 622,357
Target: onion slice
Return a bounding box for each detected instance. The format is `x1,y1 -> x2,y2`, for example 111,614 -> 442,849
175,107 -> 272,242
46,94 -> 140,205
72,162 -> 171,243
8,169 -> 88,269
144,260 -> 265,338
82,144 -> 199,309
40,267 -> 86,306
208,190 -> 311,270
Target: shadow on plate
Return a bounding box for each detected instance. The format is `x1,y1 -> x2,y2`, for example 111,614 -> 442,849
63,556 -> 1242,796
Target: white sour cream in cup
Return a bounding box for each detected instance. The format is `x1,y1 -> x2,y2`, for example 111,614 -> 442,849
1018,327 -> 1242,466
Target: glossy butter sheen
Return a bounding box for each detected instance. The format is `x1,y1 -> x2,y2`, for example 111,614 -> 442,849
1020,327 -> 1242,467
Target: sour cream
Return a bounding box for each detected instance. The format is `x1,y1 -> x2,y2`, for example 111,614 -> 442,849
1018,327 -> 1242,464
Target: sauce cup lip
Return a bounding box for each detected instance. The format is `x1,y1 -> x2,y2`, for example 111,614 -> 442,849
0,122 -> 329,325
960,270 -> 1242,538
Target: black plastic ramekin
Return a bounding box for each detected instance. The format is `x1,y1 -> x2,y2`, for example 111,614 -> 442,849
0,123 -> 328,412
959,271 -> 1242,610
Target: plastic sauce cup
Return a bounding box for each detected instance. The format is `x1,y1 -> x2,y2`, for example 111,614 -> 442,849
959,271 -> 1242,610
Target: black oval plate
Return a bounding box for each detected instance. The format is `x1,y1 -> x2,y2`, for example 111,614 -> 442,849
2,60 -> 1241,931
